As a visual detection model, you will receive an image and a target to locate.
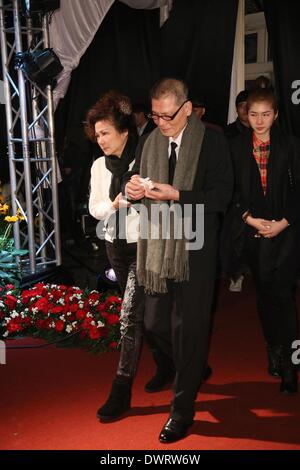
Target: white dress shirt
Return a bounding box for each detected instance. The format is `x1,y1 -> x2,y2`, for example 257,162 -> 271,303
168,126 -> 186,159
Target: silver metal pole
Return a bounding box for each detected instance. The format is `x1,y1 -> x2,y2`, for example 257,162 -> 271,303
13,0 -> 36,272
43,13 -> 61,265
0,0 -> 20,249
1,0 -> 62,277
26,15 -> 47,263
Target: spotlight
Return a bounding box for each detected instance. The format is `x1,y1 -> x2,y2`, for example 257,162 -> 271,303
15,49 -> 63,87
22,0 -> 60,15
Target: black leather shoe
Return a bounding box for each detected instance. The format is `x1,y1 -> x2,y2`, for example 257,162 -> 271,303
202,364 -> 212,382
280,368 -> 298,395
144,371 -> 175,393
159,418 -> 193,444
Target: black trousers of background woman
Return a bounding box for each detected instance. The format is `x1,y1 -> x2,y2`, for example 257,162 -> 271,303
245,227 -> 298,363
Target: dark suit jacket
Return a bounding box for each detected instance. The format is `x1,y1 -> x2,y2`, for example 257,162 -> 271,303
139,119 -> 156,136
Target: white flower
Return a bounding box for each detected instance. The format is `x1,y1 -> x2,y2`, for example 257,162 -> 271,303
2,331 -> 8,337
66,325 -> 73,333
59,315 -> 66,322
11,311 -> 19,318
97,320 -> 105,328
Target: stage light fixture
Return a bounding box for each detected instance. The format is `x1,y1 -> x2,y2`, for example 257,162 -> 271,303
15,48 -> 63,87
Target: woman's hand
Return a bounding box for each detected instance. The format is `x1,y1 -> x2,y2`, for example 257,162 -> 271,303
245,215 -> 270,233
112,192 -> 131,210
258,218 -> 290,238
125,175 -> 145,200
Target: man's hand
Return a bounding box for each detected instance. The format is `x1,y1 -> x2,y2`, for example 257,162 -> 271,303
125,174 -> 145,200
145,182 -> 179,201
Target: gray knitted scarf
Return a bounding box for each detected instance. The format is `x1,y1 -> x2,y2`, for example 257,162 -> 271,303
137,113 -> 205,294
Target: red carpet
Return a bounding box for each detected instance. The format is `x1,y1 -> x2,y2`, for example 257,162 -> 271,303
1,278 -> 300,450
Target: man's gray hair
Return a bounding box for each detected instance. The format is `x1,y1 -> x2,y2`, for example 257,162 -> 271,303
150,78 -> 188,105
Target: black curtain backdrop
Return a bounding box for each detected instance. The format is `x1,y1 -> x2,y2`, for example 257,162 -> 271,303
264,0 -> 300,138
55,1 -> 161,153
55,1 -> 160,210
161,0 -> 238,126
55,0 -> 238,180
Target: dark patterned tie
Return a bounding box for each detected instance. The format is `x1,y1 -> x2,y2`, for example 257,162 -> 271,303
169,141 -> 177,185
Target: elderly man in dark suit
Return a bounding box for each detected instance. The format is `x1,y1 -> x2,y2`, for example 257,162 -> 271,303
126,78 -> 233,443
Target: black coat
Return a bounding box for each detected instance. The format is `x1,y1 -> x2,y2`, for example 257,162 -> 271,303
225,125 -> 300,281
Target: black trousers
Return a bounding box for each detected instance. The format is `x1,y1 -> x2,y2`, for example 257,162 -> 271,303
105,241 -> 137,293
144,240 -> 218,424
245,228 -> 298,361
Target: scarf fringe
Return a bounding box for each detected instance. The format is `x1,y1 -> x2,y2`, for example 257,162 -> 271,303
138,269 -> 168,295
138,258 -> 190,295
161,258 -> 190,282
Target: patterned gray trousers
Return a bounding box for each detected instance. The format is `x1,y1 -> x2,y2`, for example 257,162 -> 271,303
117,264 -> 145,378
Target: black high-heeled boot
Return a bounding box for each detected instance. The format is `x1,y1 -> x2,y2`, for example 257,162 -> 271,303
280,367 -> 298,394
97,376 -> 132,422
267,344 -> 282,377
280,350 -> 298,394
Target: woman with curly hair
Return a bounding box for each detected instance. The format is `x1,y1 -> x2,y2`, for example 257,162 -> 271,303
86,91 -> 165,422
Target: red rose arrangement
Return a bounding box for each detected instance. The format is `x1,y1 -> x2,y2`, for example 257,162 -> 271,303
0,283 -> 122,353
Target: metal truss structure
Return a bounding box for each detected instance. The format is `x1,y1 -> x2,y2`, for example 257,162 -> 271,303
0,0 -> 61,277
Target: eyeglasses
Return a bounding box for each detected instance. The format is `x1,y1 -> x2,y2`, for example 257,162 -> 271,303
147,100 -> 188,122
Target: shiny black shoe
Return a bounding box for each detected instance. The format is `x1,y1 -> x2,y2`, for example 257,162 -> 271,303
202,364 -> 212,382
97,378 -> 131,422
144,370 -> 175,393
159,418 -> 193,444
280,368 -> 298,395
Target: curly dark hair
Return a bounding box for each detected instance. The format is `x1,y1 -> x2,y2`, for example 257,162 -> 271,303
84,90 -> 136,142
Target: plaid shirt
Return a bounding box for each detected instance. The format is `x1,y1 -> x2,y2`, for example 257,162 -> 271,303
253,133 -> 270,195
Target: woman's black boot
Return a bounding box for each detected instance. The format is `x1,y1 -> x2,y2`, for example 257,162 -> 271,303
267,344 -> 282,377
280,350 -> 298,394
280,367 -> 298,394
97,376 -> 132,422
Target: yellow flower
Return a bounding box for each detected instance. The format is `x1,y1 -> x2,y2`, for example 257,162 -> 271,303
0,203 -> 9,215
4,215 -> 18,223
16,209 -> 25,221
